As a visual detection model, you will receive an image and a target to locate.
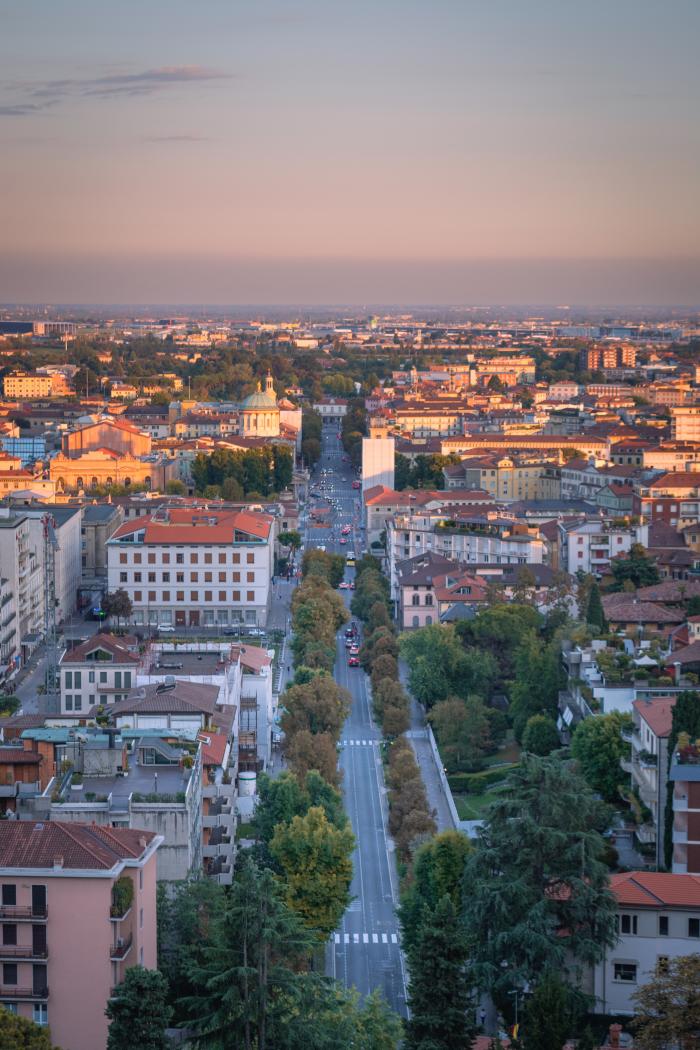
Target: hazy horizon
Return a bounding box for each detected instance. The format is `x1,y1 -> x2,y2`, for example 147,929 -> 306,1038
2,0 -> 699,304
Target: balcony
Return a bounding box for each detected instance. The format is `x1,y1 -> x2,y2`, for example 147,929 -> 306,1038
620,754 -> 634,775
0,944 -> 48,960
109,906 -> 131,923
0,906 -> 47,922
635,823 -> 656,845
620,725 -> 635,744
110,934 -> 133,962
0,985 -> 49,1001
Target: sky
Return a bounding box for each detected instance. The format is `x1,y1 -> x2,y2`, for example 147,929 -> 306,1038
1,0 -> 699,306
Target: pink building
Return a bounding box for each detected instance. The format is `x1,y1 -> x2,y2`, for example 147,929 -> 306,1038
0,821 -> 161,1050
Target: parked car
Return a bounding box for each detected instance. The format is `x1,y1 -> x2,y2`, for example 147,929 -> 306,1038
348,656 -> 360,667
158,624 -> 176,633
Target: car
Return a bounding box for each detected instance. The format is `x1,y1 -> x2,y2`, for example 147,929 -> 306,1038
345,637 -> 355,648
339,538 -> 347,545
244,626 -> 266,637
349,581 -> 355,589
348,656 -> 360,667
349,645 -> 359,655
339,581 -> 350,589
157,624 -> 176,633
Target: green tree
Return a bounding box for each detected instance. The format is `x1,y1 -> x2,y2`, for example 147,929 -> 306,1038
185,858 -> 316,1049
521,714 -> 560,756
284,730 -> 342,789
509,631 -> 562,740
571,711 -> 631,802
405,896 -> 476,1050
610,543 -> 659,591
429,696 -> 492,772
520,971 -> 585,1050
106,967 -> 172,1050
584,581 -> 608,632
270,806 -> 355,939
400,624 -> 497,708
165,479 -> 186,495
632,954 -> 700,1050
355,989 -> 403,1050
280,677 -> 351,743
278,530 -> 302,550
255,770 -> 347,846
461,754 -> 617,998
0,1007 -> 60,1049
102,588 -> 133,625
399,830 -> 472,956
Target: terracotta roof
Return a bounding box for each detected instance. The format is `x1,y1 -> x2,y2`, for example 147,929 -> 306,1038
235,643 -> 271,672
0,748 -> 42,764
602,596 -> 684,624
197,730 -> 227,766
112,507 -> 273,544
0,821 -> 156,871
111,680 -> 219,716
61,633 -> 139,665
648,471 -> 700,489
635,580 -> 700,602
611,871 -> 700,908
666,639 -> 700,666
632,697 -> 676,738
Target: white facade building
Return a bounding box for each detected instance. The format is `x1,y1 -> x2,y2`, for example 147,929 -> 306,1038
362,436 -> 395,498
59,632 -> 140,714
107,507 -> 274,628
559,519 -> 648,576
592,871 -> 700,1015
0,508 -> 43,666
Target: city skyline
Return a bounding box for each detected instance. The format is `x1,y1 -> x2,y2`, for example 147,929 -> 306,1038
2,0 -> 699,304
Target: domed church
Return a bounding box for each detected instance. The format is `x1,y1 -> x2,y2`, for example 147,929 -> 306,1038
240,373 -> 281,437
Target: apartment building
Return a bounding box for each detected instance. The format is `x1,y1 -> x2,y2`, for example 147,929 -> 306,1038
19,506 -> 82,625
0,510 -> 43,666
3,373 -> 54,399
0,820 -> 160,1050
671,406 -> 700,442
106,506 -> 274,627
670,750 -> 700,874
0,575 -> 18,688
59,634 -> 140,715
81,503 -> 124,578
387,511 -> 543,603
445,455 -> 561,502
620,697 -> 675,866
559,519 -> 648,576
636,472 -> 700,526
592,871 -> 700,1016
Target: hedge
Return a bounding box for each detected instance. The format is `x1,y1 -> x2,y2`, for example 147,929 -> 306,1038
447,764 -> 519,794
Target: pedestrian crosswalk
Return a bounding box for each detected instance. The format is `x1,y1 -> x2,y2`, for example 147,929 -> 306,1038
341,739 -> 381,747
333,932 -> 400,945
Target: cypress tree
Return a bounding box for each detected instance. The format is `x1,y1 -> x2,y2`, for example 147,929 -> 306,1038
405,895 -> 475,1050
585,582 -> 607,632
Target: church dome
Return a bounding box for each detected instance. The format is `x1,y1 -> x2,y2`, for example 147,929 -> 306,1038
241,383 -> 277,410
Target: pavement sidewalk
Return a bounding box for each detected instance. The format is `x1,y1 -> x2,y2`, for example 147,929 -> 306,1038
399,659 -> 456,833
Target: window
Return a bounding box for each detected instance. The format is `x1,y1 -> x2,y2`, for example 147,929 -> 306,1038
247,572 -> 255,583
88,670 -> 95,683
204,572 -> 212,582
65,696 -> 73,711
139,869 -> 143,891
204,553 -> 212,564
140,907 -> 144,929
689,918 -> 700,938
190,553 -> 198,564
425,594 -> 433,606
232,571 -> 240,582
177,591 -> 184,602
232,553 -> 240,564
148,553 -> 156,564
64,671 -> 72,688
74,697 -> 82,711
219,553 -> 226,564
148,591 -> 156,602
148,572 -> 156,583
2,924 -> 17,946
115,672 -> 122,688
659,915 -> 669,936
33,1004 -> 48,1026
232,590 -> 240,601
219,572 -> 226,583
162,572 -> 170,583
162,553 -> 170,564
119,552 -> 127,565
176,572 -> 184,583
3,963 -> 17,985
134,572 -> 142,583
176,553 -> 184,564
1,885 -> 16,906
134,553 -> 142,564
205,591 -> 212,601
411,594 -> 420,606
74,671 -> 81,687
3,1004 -> 17,1014
613,963 -> 637,983
191,591 -> 199,602
120,572 -> 128,583
134,591 -> 142,602
162,591 -> 170,601
190,572 -> 198,582
99,670 -> 107,683
247,591 -> 254,602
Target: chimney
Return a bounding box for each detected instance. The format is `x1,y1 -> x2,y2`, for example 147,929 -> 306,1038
138,836 -> 147,850
674,660 -> 682,685
53,855 -> 64,870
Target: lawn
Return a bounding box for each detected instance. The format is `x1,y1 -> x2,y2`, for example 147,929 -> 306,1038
454,786 -> 506,820
483,738 -> 521,767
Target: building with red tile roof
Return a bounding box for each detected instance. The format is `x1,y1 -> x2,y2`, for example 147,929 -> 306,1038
0,820 -> 160,1050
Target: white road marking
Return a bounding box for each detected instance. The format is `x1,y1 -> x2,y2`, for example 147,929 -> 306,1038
363,933 -> 369,944
372,933 -> 378,944
381,933 -> 388,944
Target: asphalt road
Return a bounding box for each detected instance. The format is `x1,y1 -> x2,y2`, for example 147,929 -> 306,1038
308,427 -> 408,1017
